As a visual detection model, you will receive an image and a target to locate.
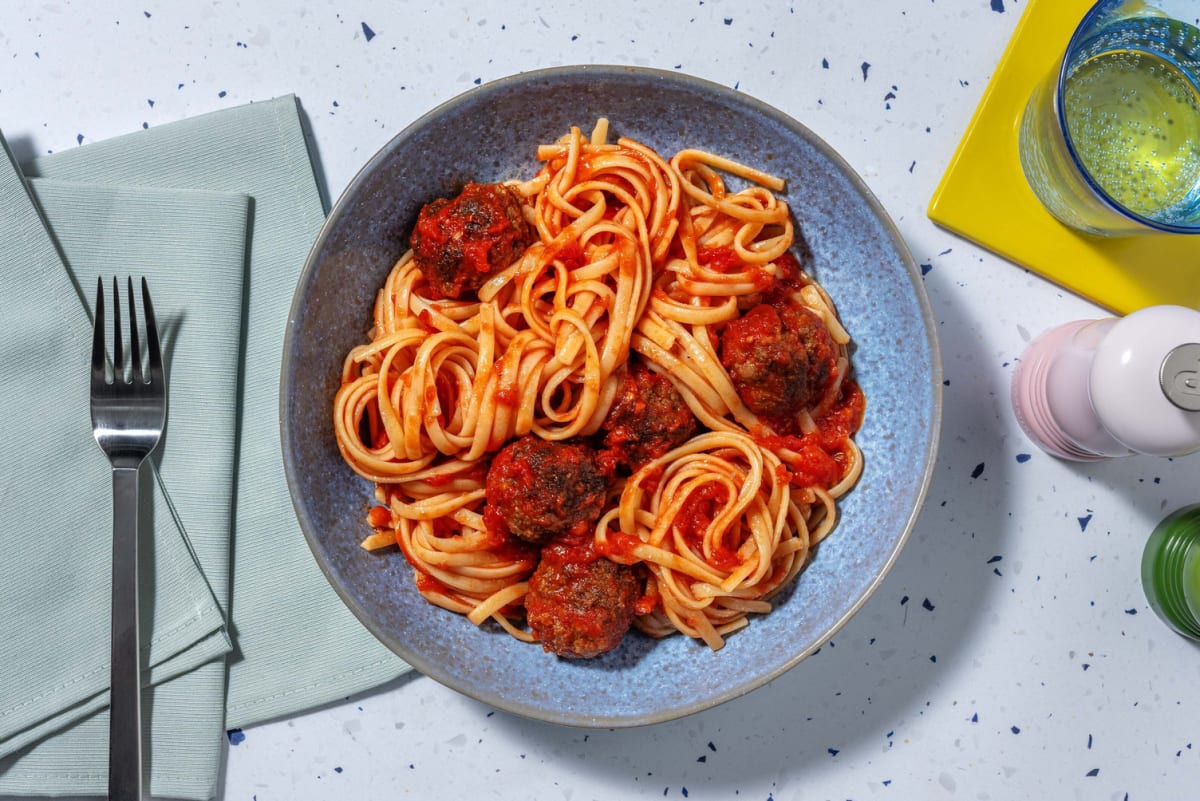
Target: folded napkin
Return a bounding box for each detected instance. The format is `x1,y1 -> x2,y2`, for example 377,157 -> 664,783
0,96 -> 411,800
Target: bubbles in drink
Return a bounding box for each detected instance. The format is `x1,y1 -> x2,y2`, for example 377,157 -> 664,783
1062,17 -> 1200,226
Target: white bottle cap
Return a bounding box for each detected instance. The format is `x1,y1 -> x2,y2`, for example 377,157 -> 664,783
1089,305 -> 1200,457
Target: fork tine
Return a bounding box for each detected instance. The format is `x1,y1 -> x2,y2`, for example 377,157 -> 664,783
140,277 -> 162,378
126,277 -> 142,384
92,276 -> 107,386
90,278 -> 163,801
111,276 -> 123,380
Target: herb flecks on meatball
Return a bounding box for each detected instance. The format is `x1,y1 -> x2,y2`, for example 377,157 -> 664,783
410,181 -> 533,299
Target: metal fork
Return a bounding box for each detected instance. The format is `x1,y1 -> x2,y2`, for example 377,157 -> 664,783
90,276 -> 167,801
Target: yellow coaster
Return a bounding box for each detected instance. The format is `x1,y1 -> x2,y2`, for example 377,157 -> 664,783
927,0 -> 1200,316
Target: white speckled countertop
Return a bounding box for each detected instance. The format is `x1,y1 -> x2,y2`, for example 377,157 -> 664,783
5,1 -> 1199,799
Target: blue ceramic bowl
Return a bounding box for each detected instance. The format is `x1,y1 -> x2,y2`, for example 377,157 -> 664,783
281,65 -> 942,727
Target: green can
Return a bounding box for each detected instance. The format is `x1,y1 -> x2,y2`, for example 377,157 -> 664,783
1141,505 -> 1200,640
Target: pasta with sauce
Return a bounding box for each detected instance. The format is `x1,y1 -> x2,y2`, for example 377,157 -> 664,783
332,119 -> 865,657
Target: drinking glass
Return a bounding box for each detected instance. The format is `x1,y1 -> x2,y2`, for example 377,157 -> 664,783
1018,0 -> 1200,236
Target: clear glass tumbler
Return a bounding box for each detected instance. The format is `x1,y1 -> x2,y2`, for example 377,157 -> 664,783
1018,0 -> 1200,236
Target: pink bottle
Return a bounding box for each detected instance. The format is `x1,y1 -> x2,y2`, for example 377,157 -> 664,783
1012,306 -> 1200,460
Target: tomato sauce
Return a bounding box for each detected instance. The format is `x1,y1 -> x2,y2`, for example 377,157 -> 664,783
494,386 -> 520,408
366,505 -> 391,529
371,427 -> 389,450
595,530 -> 644,563
786,442 -> 842,489
415,571 -> 450,595
492,537 -> 539,565
697,246 -> 743,273
673,483 -> 741,570
674,483 -> 727,540
697,246 -> 775,291
753,380 -> 866,490
551,240 -> 585,270
482,502 -> 513,540
539,534 -> 602,568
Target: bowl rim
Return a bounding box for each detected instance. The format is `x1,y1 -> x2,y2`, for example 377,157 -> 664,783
280,63 -> 944,727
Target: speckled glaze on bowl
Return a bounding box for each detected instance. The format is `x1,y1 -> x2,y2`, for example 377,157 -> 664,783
281,65 -> 942,728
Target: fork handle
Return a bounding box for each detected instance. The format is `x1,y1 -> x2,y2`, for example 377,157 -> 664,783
109,465 -> 143,801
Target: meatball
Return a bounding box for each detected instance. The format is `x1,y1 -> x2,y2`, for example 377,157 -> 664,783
410,182 -> 533,299
485,436 -> 609,544
719,301 -> 837,426
601,360 -> 698,470
525,543 -> 642,658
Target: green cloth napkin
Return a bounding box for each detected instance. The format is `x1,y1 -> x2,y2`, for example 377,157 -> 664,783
0,155 -> 245,799
0,96 -> 411,800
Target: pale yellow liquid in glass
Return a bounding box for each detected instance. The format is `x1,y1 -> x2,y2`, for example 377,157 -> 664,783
1063,45 -> 1200,221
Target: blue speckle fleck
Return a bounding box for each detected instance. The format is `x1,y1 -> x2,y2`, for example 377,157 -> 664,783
1011,726 -> 1021,734
861,61 -> 871,80
1016,453 -> 1031,463
991,0 -> 1006,11
76,134 -> 84,145
1078,513 -> 1093,531
362,21 -> 376,41
922,598 -> 935,611
920,262 -> 933,276
1125,608 -> 1138,615
1086,768 -> 1100,777
822,57 -> 829,69
218,90 -> 227,98
828,748 -> 839,756
971,462 -> 985,479
987,555 -> 1002,564
334,767 -> 343,774
971,713 -> 979,723
723,17 -> 733,25
227,728 -> 245,745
